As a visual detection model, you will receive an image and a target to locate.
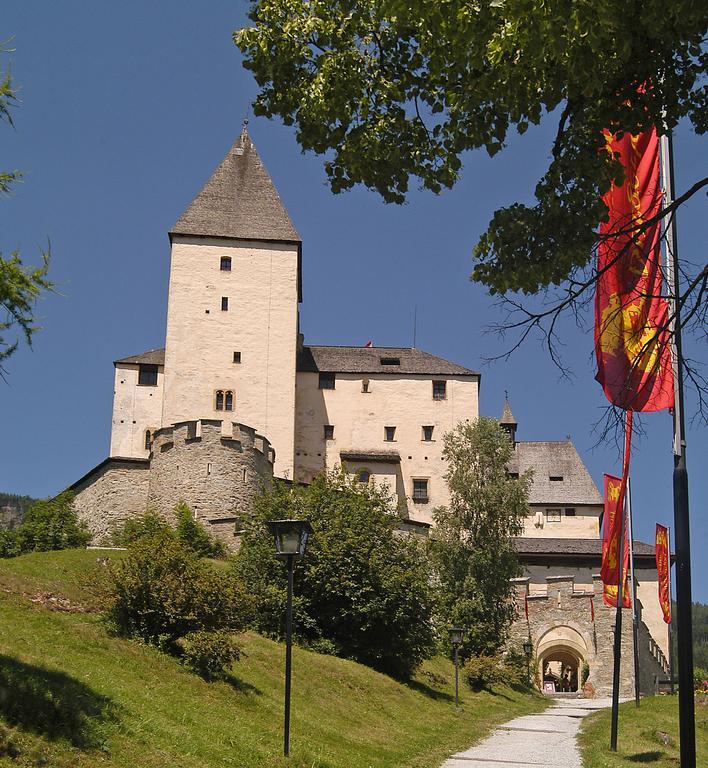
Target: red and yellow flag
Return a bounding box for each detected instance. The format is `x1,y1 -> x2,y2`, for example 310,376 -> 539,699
655,524 -> 672,624
594,127 -> 674,412
601,474 -> 630,608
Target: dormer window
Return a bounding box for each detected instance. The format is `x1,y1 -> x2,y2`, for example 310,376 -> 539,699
549,475 -> 564,482
380,357 -> 400,366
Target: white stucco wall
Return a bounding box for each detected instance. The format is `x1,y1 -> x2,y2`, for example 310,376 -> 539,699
162,236 -> 299,479
522,504 -> 602,538
109,363 -> 164,458
294,371 -> 479,523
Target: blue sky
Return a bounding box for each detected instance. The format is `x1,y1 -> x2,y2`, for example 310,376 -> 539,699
1,3 -> 705,601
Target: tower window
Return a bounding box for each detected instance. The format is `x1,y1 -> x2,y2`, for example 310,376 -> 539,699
422,425 -> 434,441
319,372 -> 335,389
220,256 -> 231,271
225,391 -> 234,411
384,426 -> 396,442
233,351 -> 241,364
215,390 -> 224,410
412,479 -> 429,503
145,430 -> 152,450
432,380 -> 447,400
138,364 -> 158,386
324,424 -> 334,440
221,297 -> 229,311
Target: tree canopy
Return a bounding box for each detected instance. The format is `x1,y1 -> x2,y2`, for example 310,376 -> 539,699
235,1 -> 706,294
429,417 -> 531,658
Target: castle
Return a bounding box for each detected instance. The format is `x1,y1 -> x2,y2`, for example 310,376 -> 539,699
69,127 -> 669,697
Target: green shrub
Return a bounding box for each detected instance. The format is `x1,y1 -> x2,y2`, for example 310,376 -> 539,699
0,528 -> 21,558
695,666 -> 708,691
464,654 -> 503,691
109,510 -> 173,546
177,630 -> 241,680
12,491 -> 90,555
174,502 -> 227,558
502,646 -> 529,688
107,531 -> 249,649
233,470 -> 436,678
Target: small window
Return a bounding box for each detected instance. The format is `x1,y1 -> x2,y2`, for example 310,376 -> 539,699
357,468 -> 371,483
221,296 -> 229,311
362,378 -> 370,393
546,508 -> 562,523
549,475 -> 564,482
225,391 -> 234,411
384,426 -> 396,442
432,380 -> 447,400
207,463 -> 212,475
220,256 -> 231,271
507,472 -> 519,479
324,424 -> 334,440
412,479 -> 429,503
145,430 -> 152,450
233,351 -> 241,364
215,390 -> 224,410
565,508 -> 576,516
380,357 -> 400,366
422,425 -> 434,441
138,364 -> 158,386
319,372 -> 335,389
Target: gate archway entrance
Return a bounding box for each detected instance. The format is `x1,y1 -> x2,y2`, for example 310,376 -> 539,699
536,625 -> 588,694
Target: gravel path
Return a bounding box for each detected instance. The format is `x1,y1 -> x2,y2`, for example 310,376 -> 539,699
440,697 -> 614,768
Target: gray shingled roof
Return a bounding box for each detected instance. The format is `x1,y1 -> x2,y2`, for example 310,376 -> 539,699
297,346 -> 479,376
513,537 -> 656,557
170,128 -> 301,243
508,441 -> 603,506
114,348 -> 165,366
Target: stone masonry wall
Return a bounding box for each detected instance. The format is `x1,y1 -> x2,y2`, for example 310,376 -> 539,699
509,574 -> 641,697
147,419 -> 274,546
72,458 -> 151,543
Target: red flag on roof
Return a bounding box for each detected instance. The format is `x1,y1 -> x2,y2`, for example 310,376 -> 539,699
363,340 -> 373,348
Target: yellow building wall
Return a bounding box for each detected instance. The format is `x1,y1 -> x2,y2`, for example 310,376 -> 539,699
162,236 -> 299,479
109,363 -> 164,458
522,504 -> 603,538
294,371 -> 479,523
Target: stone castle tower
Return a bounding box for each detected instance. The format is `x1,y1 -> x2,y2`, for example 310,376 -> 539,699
163,127 -> 301,479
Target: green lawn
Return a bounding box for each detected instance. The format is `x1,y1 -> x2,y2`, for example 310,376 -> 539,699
0,549 -> 545,767
579,694 -> 708,767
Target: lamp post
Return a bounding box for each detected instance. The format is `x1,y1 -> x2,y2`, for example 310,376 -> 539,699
266,519 -> 313,758
448,627 -> 464,709
523,638 -> 533,688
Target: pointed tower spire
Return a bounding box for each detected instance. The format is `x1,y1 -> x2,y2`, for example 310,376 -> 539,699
500,392 -> 518,446
170,126 -> 301,244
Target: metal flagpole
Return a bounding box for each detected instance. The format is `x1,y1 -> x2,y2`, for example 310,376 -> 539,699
609,486 -> 627,751
626,478 -> 641,706
660,130 -> 696,767
667,525 -> 675,695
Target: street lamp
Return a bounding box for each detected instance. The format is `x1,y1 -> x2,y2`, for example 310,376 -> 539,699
448,627 -> 464,709
523,638 -> 533,688
266,519 -> 313,757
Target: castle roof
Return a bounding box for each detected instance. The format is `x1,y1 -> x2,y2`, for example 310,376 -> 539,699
170,127 -> 301,245
500,398 -> 517,425
508,441 -> 603,506
296,345 -> 479,377
114,348 -> 165,366
513,537 -> 659,566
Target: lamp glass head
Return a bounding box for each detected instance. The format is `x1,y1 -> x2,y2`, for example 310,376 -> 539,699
266,520 -> 313,557
448,627 -> 464,646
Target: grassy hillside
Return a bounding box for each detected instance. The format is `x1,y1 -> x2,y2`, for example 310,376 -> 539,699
0,550 -> 544,767
579,694 -> 708,767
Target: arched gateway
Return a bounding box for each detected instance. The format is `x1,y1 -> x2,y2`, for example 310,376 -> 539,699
536,625 -> 588,693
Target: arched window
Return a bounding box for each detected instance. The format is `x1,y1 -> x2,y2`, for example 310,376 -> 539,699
145,430 -> 152,450
357,468 -> 371,484
225,390 -> 234,411
215,390 -> 224,410
220,256 -> 231,271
